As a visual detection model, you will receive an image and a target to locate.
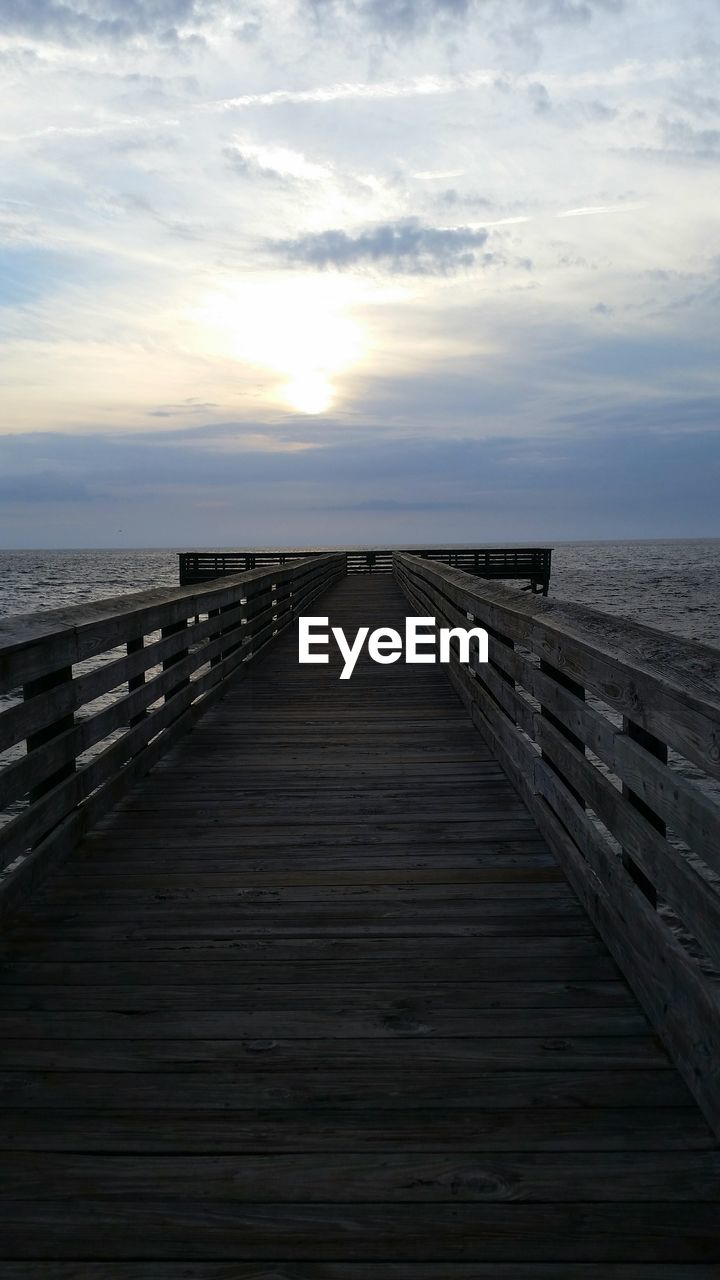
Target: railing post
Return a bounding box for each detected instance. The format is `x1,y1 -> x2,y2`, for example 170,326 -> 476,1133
23,667 -> 75,803
127,637 -> 146,726
540,661 -> 586,807
207,609 -> 223,667
621,718 -> 664,905
487,626 -> 515,690
161,619 -> 189,703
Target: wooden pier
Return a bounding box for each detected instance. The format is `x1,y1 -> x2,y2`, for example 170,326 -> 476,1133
178,545 -> 553,594
1,553 -> 720,1271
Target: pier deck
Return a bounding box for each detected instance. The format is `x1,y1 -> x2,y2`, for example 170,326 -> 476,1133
1,574 -> 719,1273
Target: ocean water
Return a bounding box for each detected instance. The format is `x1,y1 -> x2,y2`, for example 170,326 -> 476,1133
0,549 -> 179,621
548,539 -> 720,650
0,540 -> 719,648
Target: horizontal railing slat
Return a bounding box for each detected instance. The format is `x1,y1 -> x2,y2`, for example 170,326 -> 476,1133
0,599 -> 253,757
395,555 -> 720,781
0,558 -> 336,694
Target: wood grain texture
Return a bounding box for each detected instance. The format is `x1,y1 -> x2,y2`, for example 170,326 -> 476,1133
1,574 -> 718,1267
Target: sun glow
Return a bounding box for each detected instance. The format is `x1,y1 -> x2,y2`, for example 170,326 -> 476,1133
283,371 -> 334,415
196,277 -> 363,414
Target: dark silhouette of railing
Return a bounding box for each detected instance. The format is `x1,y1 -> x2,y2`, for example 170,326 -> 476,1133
178,545 -> 553,593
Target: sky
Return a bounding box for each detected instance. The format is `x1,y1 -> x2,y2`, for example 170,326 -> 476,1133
1,0 -> 719,547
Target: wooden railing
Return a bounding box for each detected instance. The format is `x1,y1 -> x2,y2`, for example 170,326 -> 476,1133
0,554 -> 344,911
179,547 -> 552,592
395,552 -> 720,1134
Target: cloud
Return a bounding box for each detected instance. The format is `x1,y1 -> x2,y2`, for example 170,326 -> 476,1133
148,399 -> 220,417
233,16 -> 261,41
271,218 -> 492,274
2,417 -> 718,548
198,61 -> 655,116
200,72 -> 485,112
0,0 -> 213,48
661,117 -> 720,159
437,189 -> 494,210
225,143 -> 332,184
305,0 -> 624,37
0,472 -> 91,503
558,202 -> 643,217
527,81 -> 552,114
306,0 -> 471,37
0,0 -> 716,554
529,0 -> 625,22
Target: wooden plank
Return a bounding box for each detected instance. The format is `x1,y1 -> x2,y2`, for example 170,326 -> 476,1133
0,1107 -> 712,1152
0,1035 -> 667,1071
51,865 -> 564,889
0,1201 -> 719,1262
0,1007 -> 650,1038
0,1267 -> 717,1280
4,1150 -> 718,1201
0,953 -> 622,982
0,979 -> 635,1011
0,1068 -> 690,1110
0,935 -> 617,962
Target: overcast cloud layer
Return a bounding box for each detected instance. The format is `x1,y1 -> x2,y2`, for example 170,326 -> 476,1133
0,0 -> 718,545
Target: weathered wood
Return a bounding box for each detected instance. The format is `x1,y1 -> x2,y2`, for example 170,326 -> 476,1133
0,555 -> 343,693
0,1105 -> 712,1152
0,1201 -> 719,1262
1,572 -> 718,1270
0,978 -> 636,1011
0,1265 -> 717,1280
395,552 -> 720,1136
0,1067 -> 689,1110
23,666 -> 76,804
1,1267 -> 719,1280
622,718 -> 664,903
0,603 -> 246,753
126,636 -> 145,727
0,1034 -> 667,1070
395,555 -> 720,779
0,1268 -> 718,1280
3,1149 -> 719,1201
0,933 -> 616,963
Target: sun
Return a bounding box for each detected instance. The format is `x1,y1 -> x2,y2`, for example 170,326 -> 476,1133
196,276 -> 363,415
283,372 -> 334,415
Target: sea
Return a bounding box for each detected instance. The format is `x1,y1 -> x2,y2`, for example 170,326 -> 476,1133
1,540 -> 719,648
